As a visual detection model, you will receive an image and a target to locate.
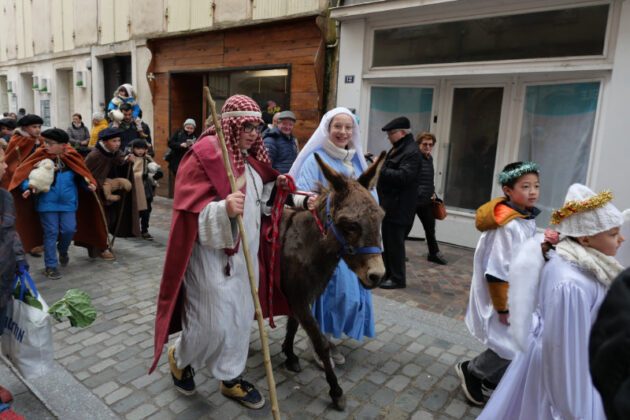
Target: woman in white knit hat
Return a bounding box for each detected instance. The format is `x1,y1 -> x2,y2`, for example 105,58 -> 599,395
167,118 -> 197,176
478,183 -> 626,420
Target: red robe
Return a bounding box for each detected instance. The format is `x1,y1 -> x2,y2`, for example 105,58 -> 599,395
150,135 -> 290,374
1,133 -> 41,190
8,145 -> 108,252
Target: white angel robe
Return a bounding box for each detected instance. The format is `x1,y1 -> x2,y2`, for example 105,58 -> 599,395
174,161 -> 273,380
465,218 -> 537,359
478,251 -> 607,420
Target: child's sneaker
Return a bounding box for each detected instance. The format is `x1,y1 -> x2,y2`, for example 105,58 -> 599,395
455,361 -> 484,405
220,378 -> 265,409
168,345 -> 195,395
44,267 -> 62,280
58,252 -> 69,266
0,386 -> 12,404
141,233 -> 153,241
481,380 -> 497,400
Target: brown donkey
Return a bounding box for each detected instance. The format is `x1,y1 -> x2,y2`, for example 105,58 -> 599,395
280,152 -> 386,410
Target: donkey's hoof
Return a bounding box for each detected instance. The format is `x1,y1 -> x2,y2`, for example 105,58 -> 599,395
285,358 -> 302,372
332,394 -> 346,411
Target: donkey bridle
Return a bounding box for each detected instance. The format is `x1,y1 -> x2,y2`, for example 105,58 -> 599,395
324,194 -> 382,257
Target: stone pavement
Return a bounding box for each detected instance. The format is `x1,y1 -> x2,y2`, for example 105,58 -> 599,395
10,196 -> 485,419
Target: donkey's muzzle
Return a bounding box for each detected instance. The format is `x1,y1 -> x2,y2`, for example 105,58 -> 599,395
368,272 -> 385,288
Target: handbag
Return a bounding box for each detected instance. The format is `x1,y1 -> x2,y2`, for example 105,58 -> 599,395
432,196 -> 447,220
1,271 -> 54,379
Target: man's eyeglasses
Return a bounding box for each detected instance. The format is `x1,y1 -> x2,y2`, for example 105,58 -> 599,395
243,123 -> 265,134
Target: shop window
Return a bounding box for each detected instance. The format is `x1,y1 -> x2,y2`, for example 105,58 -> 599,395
40,99 -> 51,127
518,82 -> 600,226
443,87 -> 503,211
373,5 -> 609,67
207,68 -> 289,125
367,86 -> 433,155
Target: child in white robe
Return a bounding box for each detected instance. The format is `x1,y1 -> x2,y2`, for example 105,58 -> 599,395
478,183 -> 626,420
457,161 -> 541,405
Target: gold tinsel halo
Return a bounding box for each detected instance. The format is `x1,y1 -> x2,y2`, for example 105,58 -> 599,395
550,190 -> 614,225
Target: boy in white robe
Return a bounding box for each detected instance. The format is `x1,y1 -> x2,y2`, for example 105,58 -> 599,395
457,161 -> 541,405
478,184 -> 626,420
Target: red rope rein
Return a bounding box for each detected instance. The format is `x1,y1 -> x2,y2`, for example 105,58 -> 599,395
265,176 -> 325,327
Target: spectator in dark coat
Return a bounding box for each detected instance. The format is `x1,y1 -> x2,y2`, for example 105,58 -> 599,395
167,118 -> 197,175
376,116 -> 422,289
263,110 -> 298,174
67,113 -> 90,148
590,267 -> 630,420
408,132 -> 447,265
113,103 -> 146,151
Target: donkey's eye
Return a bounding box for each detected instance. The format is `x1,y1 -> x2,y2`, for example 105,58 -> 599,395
340,221 -> 361,234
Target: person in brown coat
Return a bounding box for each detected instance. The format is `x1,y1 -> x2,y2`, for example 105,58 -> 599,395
84,128 -> 139,258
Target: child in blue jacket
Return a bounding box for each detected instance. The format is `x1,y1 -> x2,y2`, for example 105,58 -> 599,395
18,128 -> 96,279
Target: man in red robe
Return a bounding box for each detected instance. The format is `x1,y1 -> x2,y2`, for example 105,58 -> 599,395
151,95 -> 290,410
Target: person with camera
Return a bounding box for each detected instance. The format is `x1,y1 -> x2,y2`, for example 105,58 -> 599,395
167,119 -> 197,176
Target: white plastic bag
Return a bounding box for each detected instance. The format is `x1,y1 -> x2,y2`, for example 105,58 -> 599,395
1,272 -> 54,378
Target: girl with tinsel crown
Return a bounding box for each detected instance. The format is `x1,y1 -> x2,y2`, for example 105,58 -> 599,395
477,183 -> 626,420
456,161 -> 541,405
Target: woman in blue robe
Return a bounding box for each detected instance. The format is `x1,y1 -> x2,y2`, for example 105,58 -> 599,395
289,107 -> 376,366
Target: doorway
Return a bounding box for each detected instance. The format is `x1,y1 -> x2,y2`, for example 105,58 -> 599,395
103,55 -> 132,106
56,69 -> 74,127
19,72 -> 34,115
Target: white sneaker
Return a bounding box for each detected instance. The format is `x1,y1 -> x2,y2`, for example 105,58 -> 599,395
328,341 -> 346,366
311,346 -> 335,369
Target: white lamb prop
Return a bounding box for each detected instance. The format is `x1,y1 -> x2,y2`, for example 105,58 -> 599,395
27,158 -> 55,193
147,161 -> 161,187
108,109 -> 124,123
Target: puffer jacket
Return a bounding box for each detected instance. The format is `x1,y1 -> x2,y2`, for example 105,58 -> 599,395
66,123 -> 90,146
263,127 -> 298,174
416,153 -> 435,206
0,188 -> 26,311
20,161 -> 84,212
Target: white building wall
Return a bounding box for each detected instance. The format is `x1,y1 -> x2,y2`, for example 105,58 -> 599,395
333,0 -> 630,248
592,1 -> 630,207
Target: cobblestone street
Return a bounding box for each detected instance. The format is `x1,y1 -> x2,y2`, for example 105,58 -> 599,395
3,196 -> 484,419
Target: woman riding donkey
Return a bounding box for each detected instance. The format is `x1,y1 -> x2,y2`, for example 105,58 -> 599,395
289,107 -> 377,368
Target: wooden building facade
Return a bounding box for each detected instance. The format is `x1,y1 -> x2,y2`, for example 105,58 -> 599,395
146,17 -> 326,196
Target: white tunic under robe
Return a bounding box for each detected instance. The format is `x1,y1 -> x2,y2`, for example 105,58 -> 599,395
478,252 -> 607,420
174,161 -> 273,380
465,218 -> 537,360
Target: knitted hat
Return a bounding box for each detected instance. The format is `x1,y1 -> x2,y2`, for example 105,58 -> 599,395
41,128 -> 70,144
552,183 -> 624,237
92,112 -> 105,121
17,114 -> 44,127
98,127 -> 122,141
183,118 -> 196,128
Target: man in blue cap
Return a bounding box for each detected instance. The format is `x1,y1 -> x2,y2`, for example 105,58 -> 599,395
377,116 -> 422,289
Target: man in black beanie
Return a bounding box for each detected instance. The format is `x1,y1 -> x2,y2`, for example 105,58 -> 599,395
377,116 -> 422,289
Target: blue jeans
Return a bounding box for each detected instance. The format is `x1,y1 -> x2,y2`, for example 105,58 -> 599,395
39,211 -> 76,268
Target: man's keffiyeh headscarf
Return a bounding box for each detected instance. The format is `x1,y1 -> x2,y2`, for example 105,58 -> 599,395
203,94 -> 270,172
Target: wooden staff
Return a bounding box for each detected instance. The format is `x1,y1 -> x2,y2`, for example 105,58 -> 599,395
204,86 -> 280,420
110,163 -> 133,249
85,176 -> 113,251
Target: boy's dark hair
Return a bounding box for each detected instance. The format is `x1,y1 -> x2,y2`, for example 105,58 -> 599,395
120,103 -> 133,112
500,161 -> 539,189
131,138 -> 148,149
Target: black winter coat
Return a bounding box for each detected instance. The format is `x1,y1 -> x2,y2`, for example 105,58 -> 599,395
167,129 -> 197,174
377,133 -> 422,225
589,267 -> 630,420
416,153 -> 435,207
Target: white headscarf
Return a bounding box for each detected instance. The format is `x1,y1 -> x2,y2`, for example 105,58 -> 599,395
289,107 -> 368,179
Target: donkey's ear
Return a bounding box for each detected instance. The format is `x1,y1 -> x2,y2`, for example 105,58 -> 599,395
314,153 -> 347,192
358,151 -> 386,190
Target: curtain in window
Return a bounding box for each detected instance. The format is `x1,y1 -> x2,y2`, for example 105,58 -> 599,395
518,82 -> 600,227
367,87 -> 433,155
